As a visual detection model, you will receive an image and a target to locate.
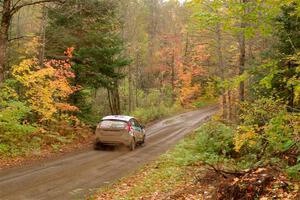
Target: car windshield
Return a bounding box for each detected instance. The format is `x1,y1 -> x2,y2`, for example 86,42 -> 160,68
100,120 -> 127,129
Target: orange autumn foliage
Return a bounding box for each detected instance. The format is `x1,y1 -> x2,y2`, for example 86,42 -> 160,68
156,33 -> 208,105
177,44 -> 208,105
12,47 -> 79,121
177,61 -> 201,105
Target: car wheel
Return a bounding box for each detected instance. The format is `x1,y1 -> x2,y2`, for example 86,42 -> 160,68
129,138 -> 136,151
94,141 -> 103,150
141,135 -> 146,145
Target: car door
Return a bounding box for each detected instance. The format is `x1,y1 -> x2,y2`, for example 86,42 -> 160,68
135,119 -> 145,139
131,119 -> 143,141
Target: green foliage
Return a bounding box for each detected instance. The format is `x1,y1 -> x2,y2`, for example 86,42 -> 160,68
192,98 -> 217,108
231,4 -> 300,175
235,98 -> 298,153
47,0 -> 130,119
131,103 -> 181,125
71,88 -> 101,125
47,0 -> 130,90
264,112 -> 295,152
201,79 -> 220,99
286,163 -> 300,180
164,139 -> 199,166
0,60 -> 87,157
127,86 -> 182,124
139,87 -> 175,108
275,2 -> 300,56
0,79 -> 19,103
193,101 -> 207,108
232,97 -> 300,177
0,101 -> 37,156
250,2 -> 300,109
239,97 -> 285,126
255,58 -> 300,110
194,121 -> 235,165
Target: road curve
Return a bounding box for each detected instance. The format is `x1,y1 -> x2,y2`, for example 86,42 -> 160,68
0,106 -> 218,200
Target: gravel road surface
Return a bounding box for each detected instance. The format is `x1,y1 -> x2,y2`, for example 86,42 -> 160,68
0,106 -> 218,200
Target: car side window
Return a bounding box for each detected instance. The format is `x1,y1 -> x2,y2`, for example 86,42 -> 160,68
133,119 -> 141,127
130,119 -> 136,127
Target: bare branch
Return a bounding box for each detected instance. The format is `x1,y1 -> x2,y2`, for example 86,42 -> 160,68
10,0 -> 66,16
8,35 -> 34,42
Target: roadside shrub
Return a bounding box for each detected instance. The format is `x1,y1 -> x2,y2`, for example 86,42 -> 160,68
0,101 -> 38,156
264,112 -> 297,153
164,136 -> 200,166
131,103 -> 182,124
286,163 -> 300,180
193,101 -> 207,108
239,97 -> 285,127
193,121 -> 235,165
235,98 -> 298,154
233,98 -> 300,175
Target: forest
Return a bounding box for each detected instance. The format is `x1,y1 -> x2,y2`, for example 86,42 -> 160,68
0,0 -> 300,198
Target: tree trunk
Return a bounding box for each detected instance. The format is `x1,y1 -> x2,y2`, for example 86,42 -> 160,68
39,5 -> 47,65
0,0 -> 12,83
135,51 -> 140,108
222,94 -> 227,119
239,32 -> 246,102
128,65 -> 133,113
227,90 -> 232,120
107,82 -> 121,115
146,0 -> 158,88
171,48 -> 176,101
239,0 -> 247,102
215,21 -> 227,119
107,89 -> 113,114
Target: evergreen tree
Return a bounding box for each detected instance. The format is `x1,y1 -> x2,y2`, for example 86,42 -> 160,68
46,0 -> 130,116
271,2 -> 300,109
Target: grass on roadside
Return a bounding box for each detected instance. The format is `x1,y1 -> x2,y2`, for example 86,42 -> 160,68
129,103 -> 183,125
129,97 -> 217,125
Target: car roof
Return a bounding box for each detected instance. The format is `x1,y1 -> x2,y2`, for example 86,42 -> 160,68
102,115 -> 134,122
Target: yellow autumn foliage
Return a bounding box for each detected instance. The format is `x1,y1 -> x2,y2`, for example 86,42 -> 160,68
234,125 -> 259,152
12,58 -> 77,121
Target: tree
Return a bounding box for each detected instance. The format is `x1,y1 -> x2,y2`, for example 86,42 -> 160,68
259,2 -> 300,110
46,0 -> 130,115
0,0 -> 64,83
11,47 -> 78,121
188,0 -> 236,118
177,44 -> 207,106
189,0 -> 287,119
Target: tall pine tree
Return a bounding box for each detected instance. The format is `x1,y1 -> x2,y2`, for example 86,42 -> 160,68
46,0 -> 130,115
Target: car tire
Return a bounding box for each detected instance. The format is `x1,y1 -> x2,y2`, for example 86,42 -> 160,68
141,135 -> 146,145
129,138 -> 136,151
94,141 -> 103,150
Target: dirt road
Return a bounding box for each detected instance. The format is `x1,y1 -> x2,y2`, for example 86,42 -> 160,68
0,106 -> 217,200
